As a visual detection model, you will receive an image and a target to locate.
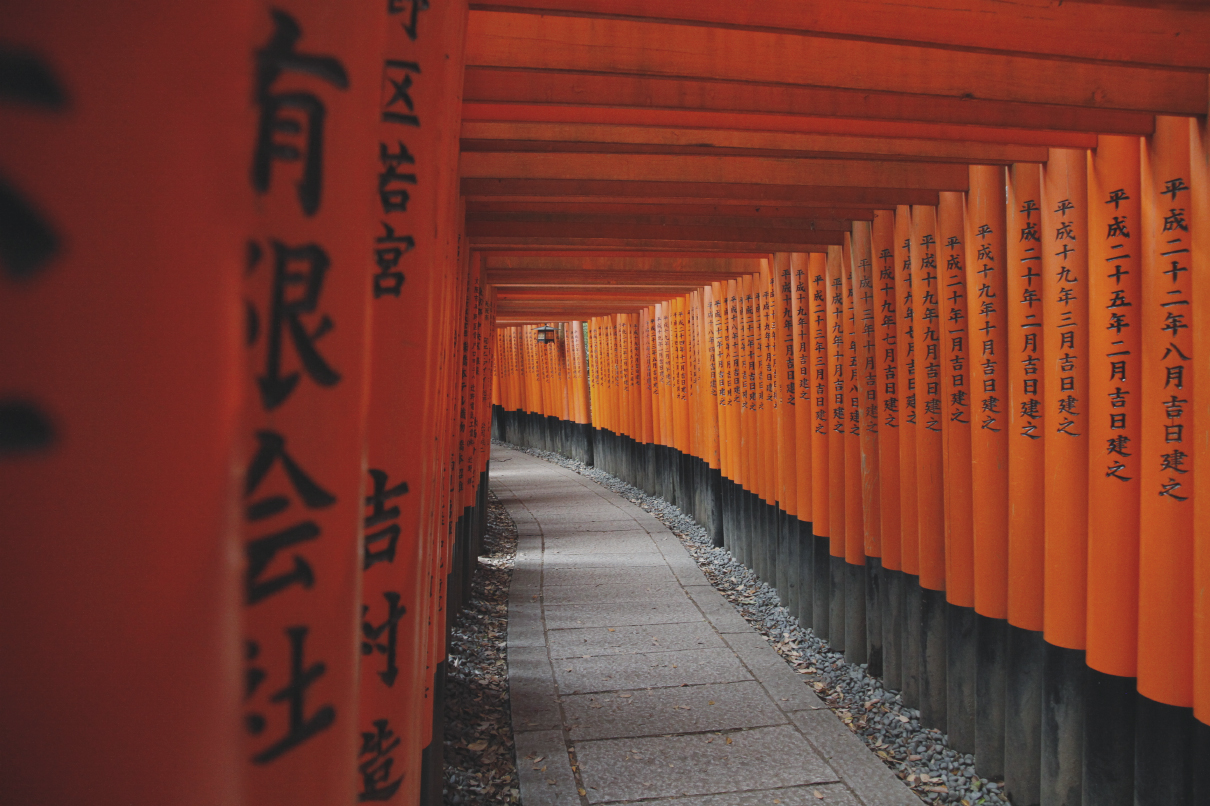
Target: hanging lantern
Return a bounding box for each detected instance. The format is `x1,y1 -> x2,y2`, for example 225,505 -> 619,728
536,325 -> 556,344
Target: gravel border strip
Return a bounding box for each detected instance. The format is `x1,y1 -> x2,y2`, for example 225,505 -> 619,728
443,490 -> 522,805
495,440 -> 1010,806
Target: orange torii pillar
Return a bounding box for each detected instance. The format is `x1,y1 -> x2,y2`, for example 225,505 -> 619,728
1004,162 -> 1045,806
842,235 -> 867,663
761,264 -> 782,591
240,4 -> 386,806
938,191 -> 976,754
964,164 -> 1010,782
774,255 -> 801,619
872,212 -> 903,690
1039,147 -> 1091,806
701,285 -> 725,546
910,205 -> 948,732
362,2 -> 469,801
0,5 -> 251,803
852,226 -> 881,669
894,205 -> 921,708
1191,116 -> 1210,803
810,254 -> 833,640
719,281 -> 742,561
791,254 -> 817,631
825,245 -> 848,651
733,280 -> 754,568
639,307 -> 657,488
1137,116 -> 1200,805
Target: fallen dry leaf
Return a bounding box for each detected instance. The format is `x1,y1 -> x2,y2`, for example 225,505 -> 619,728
467,740 -> 488,752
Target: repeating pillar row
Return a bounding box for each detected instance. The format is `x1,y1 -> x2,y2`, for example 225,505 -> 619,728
1,5 -> 494,806
495,139 -> 1210,806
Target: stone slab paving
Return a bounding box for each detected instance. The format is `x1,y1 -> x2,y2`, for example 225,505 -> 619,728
492,445 -> 921,806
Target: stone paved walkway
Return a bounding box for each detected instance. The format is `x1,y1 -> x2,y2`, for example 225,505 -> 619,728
492,446 -> 921,806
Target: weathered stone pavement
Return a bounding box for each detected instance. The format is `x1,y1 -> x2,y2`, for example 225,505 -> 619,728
492,445 -> 921,806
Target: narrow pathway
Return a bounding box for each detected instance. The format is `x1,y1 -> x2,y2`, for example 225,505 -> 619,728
492,445 -> 920,806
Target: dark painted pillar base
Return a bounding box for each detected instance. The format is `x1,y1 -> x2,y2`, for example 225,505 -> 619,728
812,534 -> 831,641
783,511 -> 799,617
1135,694 -> 1196,806
708,467 -> 724,547
974,613 -> 1007,781
919,587 -> 948,733
882,568 -> 904,693
865,558 -> 883,677
946,603 -> 977,755
902,576 -> 922,709
1082,668 -> 1134,806
829,555 -> 846,652
1041,641 -> 1085,806
797,520 -> 814,630
419,661 -> 446,806
1193,716 -> 1210,806
845,560 -> 868,665
764,501 -> 778,590
1005,625 -> 1044,806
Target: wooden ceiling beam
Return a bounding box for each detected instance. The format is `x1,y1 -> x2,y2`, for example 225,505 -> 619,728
466,11 -> 1206,115
463,103 -> 1101,149
469,201 -> 879,220
489,272 -> 751,286
468,212 -> 853,231
461,121 -> 1050,164
461,153 -> 969,191
476,250 -> 770,258
463,68 -> 1157,135
462,179 -> 941,207
479,255 -> 767,269
470,236 -> 833,252
466,0 -> 1210,70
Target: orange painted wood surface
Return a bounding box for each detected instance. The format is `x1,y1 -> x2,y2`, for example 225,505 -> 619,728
1138,117 -> 1196,708
965,166 -> 1010,620
939,192 -> 974,607
466,11 -> 1205,114
872,211 -> 902,570
1086,135 -> 1143,677
1005,163 -> 1046,632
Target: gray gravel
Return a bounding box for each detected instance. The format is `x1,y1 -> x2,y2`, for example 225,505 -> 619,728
443,490 -> 521,805
495,439 -> 1010,806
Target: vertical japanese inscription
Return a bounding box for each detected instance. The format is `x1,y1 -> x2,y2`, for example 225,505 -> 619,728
244,9 -> 347,767
0,51 -> 67,454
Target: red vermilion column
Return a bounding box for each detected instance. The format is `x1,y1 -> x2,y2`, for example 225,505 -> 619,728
826,246 -> 848,563
939,193 -> 974,608
965,167 -> 1010,622
776,254 -> 799,522
911,206 -> 945,596
1191,119 -> 1210,729
852,223 -> 881,563
1086,136 -> 1142,681
895,206 -> 920,583
792,254 -> 814,531
0,5 -> 252,803
843,235 -> 866,573
361,1 -> 468,797
1004,162 -> 1046,805
239,5 -> 385,805
809,252 -> 832,637
1040,148 -> 1090,653
872,213 -> 901,576
703,286 -> 722,478
1138,117 -> 1196,711
1006,163 -> 1047,633
826,245 -> 848,648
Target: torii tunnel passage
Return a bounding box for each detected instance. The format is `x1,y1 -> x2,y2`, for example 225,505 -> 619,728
5,3 -> 1210,806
